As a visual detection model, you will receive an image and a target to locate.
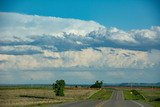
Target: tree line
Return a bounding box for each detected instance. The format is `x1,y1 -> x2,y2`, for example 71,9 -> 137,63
53,80 -> 103,96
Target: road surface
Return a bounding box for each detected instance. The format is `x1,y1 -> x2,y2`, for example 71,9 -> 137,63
101,90 -> 152,107
51,90 -> 152,107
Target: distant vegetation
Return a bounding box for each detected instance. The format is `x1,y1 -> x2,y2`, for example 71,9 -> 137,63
53,80 -> 65,96
119,82 -> 160,87
90,80 -> 103,88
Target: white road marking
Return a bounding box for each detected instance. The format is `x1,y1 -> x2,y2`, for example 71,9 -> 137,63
131,100 -> 144,107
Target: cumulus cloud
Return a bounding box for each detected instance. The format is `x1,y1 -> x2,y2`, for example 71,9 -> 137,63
148,49 -> 160,66
0,12 -> 160,53
0,12 -> 159,70
0,54 -> 40,70
87,26 -> 160,49
0,45 -> 42,55
0,12 -> 160,83
0,12 -> 104,37
129,26 -> 160,45
1,47 -> 159,71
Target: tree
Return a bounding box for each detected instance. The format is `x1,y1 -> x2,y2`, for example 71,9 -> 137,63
90,80 -> 103,88
53,80 -> 65,96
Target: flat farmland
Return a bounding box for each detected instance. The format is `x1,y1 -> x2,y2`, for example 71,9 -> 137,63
0,87 -> 98,107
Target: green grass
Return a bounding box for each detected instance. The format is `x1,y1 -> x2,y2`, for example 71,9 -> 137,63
139,90 -> 160,107
124,90 -> 145,100
89,88 -> 113,100
139,90 -> 160,101
149,101 -> 160,107
124,89 -> 160,107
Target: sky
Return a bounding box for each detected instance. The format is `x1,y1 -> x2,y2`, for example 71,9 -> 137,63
1,0 -> 160,30
0,0 -> 160,84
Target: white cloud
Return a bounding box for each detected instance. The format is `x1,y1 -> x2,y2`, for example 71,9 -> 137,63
106,27 -> 138,44
0,54 -> 40,70
129,26 -> 160,45
58,47 -> 156,69
0,12 -> 159,58
0,12 -> 160,84
148,49 -> 160,65
0,12 -> 104,38
88,26 -> 160,46
1,47 -> 159,71
1,12 -> 160,49
0,45 -> 42,55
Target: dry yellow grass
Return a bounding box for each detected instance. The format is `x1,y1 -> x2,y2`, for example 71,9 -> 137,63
0,88 -> 97,107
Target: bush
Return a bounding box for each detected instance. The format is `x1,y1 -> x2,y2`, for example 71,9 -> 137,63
53,80 -> 65,96
130,90 -> 145,100
131,90 -> 140,95
90,81 -> 103,88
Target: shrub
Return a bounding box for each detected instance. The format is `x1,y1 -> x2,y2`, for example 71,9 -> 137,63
53,80 -> 65,96
130,90 -> 145,100
90,81 -> 103,88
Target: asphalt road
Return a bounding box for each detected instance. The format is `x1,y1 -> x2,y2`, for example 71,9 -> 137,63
51,90 -> 152,107
101,90 -> 152,107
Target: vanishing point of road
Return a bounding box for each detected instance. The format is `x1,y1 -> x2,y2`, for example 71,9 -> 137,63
51,90 -> 152,107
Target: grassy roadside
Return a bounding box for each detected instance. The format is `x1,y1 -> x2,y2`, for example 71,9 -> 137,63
89,88 -> 113,100
124,90 -> 145,100
0,85 -> 52,90
123,89 -> 160,107
0,87 -> 98,107
139,89 -> 160,107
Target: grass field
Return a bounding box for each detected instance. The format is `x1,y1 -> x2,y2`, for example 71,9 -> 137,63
123,88 -> 160,107
0,87 -> 98,107
89,88 -> 113,100
139,89 -> 160,107
1,86 -> 159,107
